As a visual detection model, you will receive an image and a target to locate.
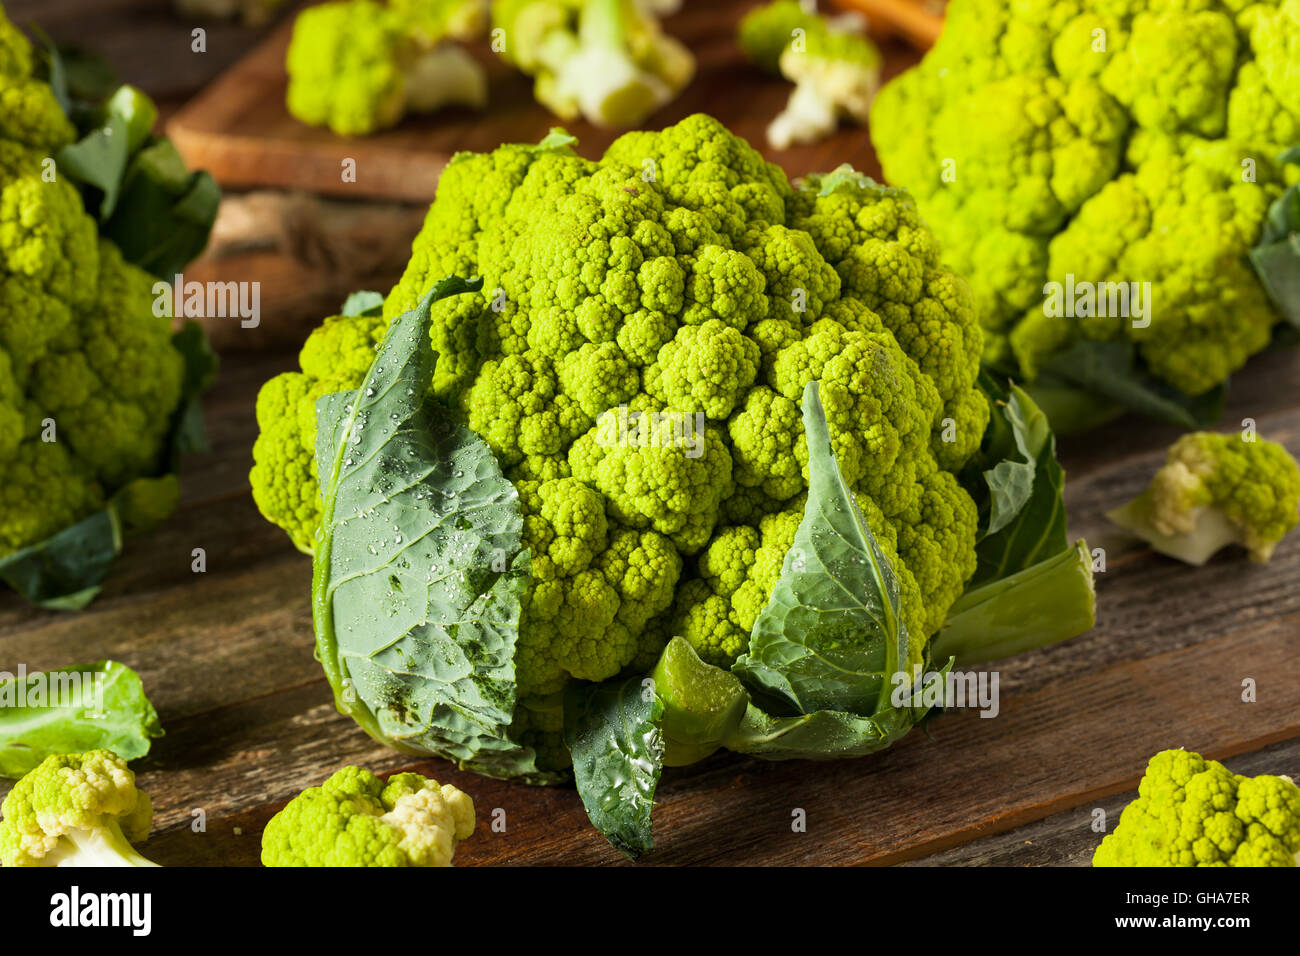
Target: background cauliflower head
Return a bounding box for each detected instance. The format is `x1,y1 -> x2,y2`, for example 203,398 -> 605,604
0,11 -> 192,564
252,114 -> 988,763
871,0 -> 1300,426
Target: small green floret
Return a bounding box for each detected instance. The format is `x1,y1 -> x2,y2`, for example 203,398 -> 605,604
0,750 -> 158,867
285,0 -> 487,136
1108,431 -> 1300,564
492,0 -> 694,127
739,0 -> 881,148
1095,749 -> 1300,867
260,766 -> 476,867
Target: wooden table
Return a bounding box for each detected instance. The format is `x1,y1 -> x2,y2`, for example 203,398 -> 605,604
4,0 -> 1298,868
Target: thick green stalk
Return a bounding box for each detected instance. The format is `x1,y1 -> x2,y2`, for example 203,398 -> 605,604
930,539 -> 1096,666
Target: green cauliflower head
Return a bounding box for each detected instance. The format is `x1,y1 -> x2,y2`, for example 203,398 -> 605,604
1094,748 -> 1300,867
871,0 -> 1300,411
251,114 -> 987,766
0,10 -> 188,560
260,765 -> 476,867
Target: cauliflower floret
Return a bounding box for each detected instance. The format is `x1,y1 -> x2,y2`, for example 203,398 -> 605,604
1094,749 -> 1300,867
0,751 -> 157,867
870,0 -> 1300,422
285,0 -> 486,137
1108,431 -> 1300,564
261,766 -> 475,867
644,319 -> 759,419
513,476 -> 679,696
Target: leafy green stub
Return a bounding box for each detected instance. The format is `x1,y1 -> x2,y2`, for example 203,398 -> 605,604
933,539 -> 1096,666
732,380 -> 909,717
0,323 -> 216,610
1250,147 -> 1300,329
0,661 -> 163,778
651,636 -> 748,766
563,676 -> 665,861
103,140 -> 221,280
1034,341 -> 1225,430
340,290 -> 385,317
726,701 -> 917,761
963,377 -> 1067,587
805,163 -> 908,201
313,276 -> 556,784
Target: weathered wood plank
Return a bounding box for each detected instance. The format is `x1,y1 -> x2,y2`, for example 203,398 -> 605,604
3,348 -> 1299,867
904,737 -> 1300,867
3,0 -> 1300,868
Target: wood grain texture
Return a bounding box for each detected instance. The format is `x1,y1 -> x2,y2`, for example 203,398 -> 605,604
902,738 -> 1300,867
165,1 -> 922,200
2,345 -> 1298,867
5,0 -> 296,114
3,0 -> 1299,868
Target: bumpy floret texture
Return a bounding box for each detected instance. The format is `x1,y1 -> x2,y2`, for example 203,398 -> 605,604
737,0 -> 826,74
260,765 -> 476,867
0,750 -> 154,867
0,11 -> 186,559
252,114 -> 986,749
871,0 -> 1299,396
1094,749 -> 1300,867
1145,431 -> 1300,562
285,1 -> 411,136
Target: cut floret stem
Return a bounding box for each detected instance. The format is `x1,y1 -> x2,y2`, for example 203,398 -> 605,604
42,820 -> 160,868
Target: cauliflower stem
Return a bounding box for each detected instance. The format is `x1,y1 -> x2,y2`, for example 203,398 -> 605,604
0,751 -> 159,867
494,0 -> 694,127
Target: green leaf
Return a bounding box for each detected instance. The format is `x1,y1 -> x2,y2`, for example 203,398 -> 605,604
731,380 -> 910,717
965,372 -> 1042,538
533,128 -> 578,151
1035,340 -> 1225,429
0,506 -> 123,610
1020,381 -> 1123,435
1250,147 -> 1300,329
932,539 -> 1096,666
56,108 -> 129,218
0,661 -> 163,778
341,290 -> 385,317
103,141 -> 221,279
56,85 -> 157,220
312,276 -> 558,784
650,636 -> 749,766
725,700 -> 917,761
807,163 -> 908,200
165,321 -> 220,466
563,676 -> 665,860
964,380 -> 1068,587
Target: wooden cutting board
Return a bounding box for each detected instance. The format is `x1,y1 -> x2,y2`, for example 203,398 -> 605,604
166,1 -> 924,201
